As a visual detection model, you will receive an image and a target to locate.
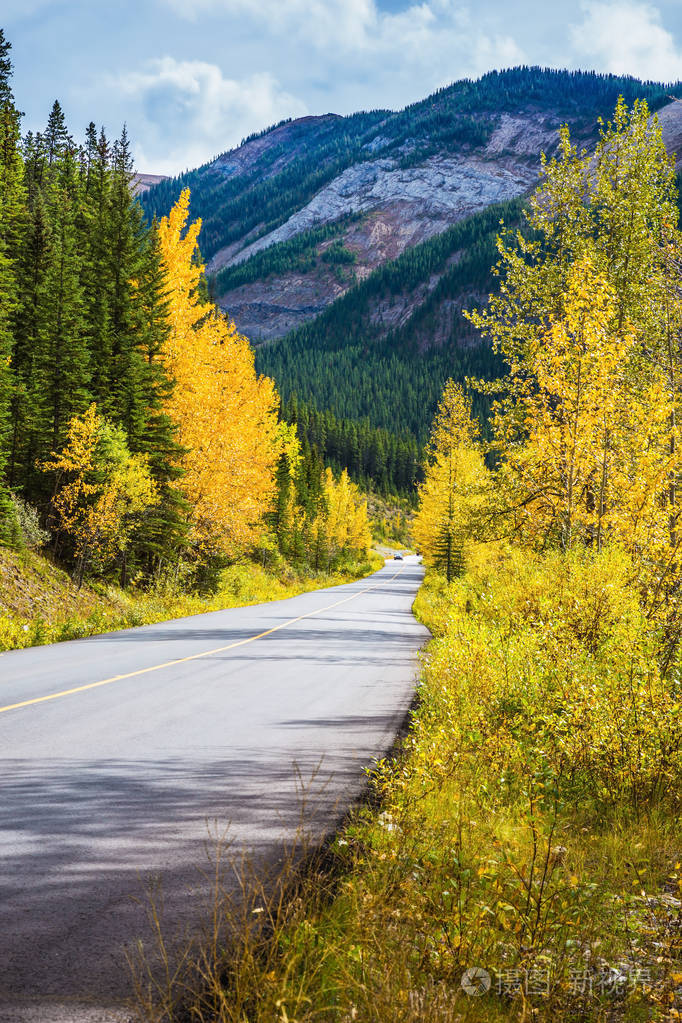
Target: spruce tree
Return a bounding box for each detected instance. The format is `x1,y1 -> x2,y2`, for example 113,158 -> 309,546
80,126 -> 113,405
10,190 -> 51,491
83,121 -> 98,195
126,220 -> 188,575
0,29 -> 12,106
106,126 -> 142,428
23,130 -> 47,192
0,237 -> 15,500
44,100 -> 69,165
37,151 -> 90,457
0,28 -> 22,539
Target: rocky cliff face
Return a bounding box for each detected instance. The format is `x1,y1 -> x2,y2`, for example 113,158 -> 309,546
658,102 -> 682,171
212,114 -> 343,185
206,112 -> 559,340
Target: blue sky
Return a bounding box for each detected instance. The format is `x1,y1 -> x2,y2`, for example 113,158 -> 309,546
4,0 -> 682,174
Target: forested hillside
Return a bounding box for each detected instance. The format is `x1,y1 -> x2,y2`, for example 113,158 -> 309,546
282,398 -> 420,497
140,67 -> 682,450
257,200 -> 522,442
141,67 -> 678,269
0,28 -> 374,626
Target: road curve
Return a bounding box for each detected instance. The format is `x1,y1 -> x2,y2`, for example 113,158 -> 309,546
0,557 -> 428,1022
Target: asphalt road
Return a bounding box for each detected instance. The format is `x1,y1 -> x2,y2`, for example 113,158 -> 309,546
0,557 -> 428,1022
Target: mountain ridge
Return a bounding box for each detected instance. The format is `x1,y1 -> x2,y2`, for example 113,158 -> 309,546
140,67 -> 682,442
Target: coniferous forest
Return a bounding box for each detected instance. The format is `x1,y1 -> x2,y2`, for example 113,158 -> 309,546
0,30 -> 186,563
0,29 -> 373,604
256,200 -> 524,446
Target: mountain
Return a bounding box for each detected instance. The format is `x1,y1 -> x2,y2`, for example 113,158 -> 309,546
131,172 -> 169,196
140,67 -> 682,446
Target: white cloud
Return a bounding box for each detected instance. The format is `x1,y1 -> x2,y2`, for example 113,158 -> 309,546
13,0 -> 682,182
570,1 -> 682,81
105,2 -> 526,173
111,58 -> 308,173
162,0 -> 378,47
159,0 -> 524,86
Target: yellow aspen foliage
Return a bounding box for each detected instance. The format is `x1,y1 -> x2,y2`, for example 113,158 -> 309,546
312,468 -> 371,566
43,404 -> 157,585
493,255 -> 678,553
468,99 -> 678,370
157,188 -> 282,556
270,422 -> 303,560
413,381 -> 487,580
278,421 -> 302,470
326,468 -> 372,555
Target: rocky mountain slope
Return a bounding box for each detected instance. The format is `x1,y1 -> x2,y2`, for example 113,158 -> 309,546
210,133 -> 540,340
131,172 -> 169,196
141,68 -> 682,440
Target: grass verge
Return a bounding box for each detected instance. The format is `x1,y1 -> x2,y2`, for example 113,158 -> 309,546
134,545 -> 682,1022
0,549 -> 383,652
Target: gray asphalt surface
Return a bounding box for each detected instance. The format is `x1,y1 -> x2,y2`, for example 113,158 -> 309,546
0,557 -> 427,1022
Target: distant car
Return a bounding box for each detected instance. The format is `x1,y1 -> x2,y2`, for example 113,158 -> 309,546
393,553 -> 404,560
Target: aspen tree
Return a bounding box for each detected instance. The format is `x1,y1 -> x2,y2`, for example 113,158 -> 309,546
413,380 -> 486,580
157,189 -> 282,556
469,99 -> 682,558
43,405 -> 157,585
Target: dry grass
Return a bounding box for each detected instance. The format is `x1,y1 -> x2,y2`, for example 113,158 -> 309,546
0,546 -> 107,620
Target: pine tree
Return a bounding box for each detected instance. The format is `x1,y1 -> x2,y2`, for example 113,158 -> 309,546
0,29 -> 12,107
83,121 -> 98,195
0,237 -> 15,515
271,454 -> 294,558
0,91 -> 25,260
80,126 -> 112,404
126,220 -> 188,576
23,130 -> 47,192
105,125 -> 141,428
9,190 -> 51,491
0,28 -> 23,539
44,100 -> 69,166
37,152 -> 90,456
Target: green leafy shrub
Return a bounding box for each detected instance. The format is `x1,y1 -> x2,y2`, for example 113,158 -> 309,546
10,496 -> 49,550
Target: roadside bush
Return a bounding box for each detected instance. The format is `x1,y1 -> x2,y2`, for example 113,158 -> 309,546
10,496 -> 49,551
0,553 -> 383,652
409,548 -> 682,816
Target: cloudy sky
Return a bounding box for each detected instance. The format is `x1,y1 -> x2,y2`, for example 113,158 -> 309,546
4,0 -> 682,175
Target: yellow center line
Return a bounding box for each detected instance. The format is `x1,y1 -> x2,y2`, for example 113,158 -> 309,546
0,564 -> 406,716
